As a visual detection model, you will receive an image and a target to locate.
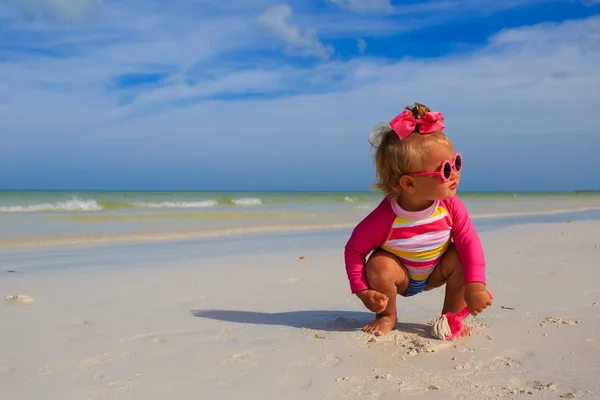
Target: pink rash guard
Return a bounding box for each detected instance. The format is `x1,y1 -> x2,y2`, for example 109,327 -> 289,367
344,195 -> 486,294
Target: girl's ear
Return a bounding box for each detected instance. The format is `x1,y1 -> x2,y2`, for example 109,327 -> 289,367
399,175 -> 417,194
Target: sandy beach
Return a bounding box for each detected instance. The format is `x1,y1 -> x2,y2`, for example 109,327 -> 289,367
2,0 -> 599,397
1,210 -> 600,399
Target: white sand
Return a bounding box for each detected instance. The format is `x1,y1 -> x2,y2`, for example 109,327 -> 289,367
431,314 -> 452,340
1,220 -> 600,399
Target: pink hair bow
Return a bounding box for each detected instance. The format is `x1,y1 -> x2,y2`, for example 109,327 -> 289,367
389,110 -> 445,140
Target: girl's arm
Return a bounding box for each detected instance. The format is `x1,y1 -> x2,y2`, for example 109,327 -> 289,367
446,196 -> 486,284
344,199 -> 395,293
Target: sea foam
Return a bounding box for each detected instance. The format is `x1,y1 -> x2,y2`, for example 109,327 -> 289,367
0,197 -> 103,212
135,201 -> 219,208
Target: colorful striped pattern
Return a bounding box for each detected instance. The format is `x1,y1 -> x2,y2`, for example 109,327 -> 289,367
381,205 -> 453,296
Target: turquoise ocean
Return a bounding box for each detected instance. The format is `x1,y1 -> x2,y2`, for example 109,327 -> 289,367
1,190 -> 600,249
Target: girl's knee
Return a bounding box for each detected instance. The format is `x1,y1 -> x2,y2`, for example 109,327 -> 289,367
366,251 -> 396,278
365,250 -> 407,288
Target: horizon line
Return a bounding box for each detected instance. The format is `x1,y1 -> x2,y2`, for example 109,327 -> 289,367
0,188 -> 597,194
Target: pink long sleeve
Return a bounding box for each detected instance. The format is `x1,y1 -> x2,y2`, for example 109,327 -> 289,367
444,196 -> 486,284
344,199 -> 396,293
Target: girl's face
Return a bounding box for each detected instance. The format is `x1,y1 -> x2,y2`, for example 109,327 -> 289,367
411,143 -> 461,201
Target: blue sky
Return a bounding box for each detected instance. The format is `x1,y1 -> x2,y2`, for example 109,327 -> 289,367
0,0 -> 599,192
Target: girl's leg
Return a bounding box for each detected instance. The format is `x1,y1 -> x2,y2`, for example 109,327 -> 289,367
362,250 -> 410,336
424,244 -> 471,336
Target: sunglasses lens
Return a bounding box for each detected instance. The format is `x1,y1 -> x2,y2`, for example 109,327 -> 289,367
455,154 -> 462,172
443,162 -> 452,179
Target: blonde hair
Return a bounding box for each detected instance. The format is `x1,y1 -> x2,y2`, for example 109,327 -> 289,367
369,103 -> 452,201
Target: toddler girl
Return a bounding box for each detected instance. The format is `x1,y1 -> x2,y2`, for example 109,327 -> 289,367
344,103 -> 492,337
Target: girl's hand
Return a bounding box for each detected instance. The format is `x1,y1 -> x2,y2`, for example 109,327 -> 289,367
464,282 -> 492,316
356,289 -> 389,314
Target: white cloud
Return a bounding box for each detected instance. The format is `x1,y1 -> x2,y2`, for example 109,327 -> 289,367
299,0 -> 562,40
328,0 -> 394,13
326,0 -> 556,18
118,16 -> 599,140
2,11 -> 599,137
357,38 -> 367,54
256,4 -> 334,60
0,1 -> 599,190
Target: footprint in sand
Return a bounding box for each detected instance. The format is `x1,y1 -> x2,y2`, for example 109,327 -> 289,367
77,352 -> 134,382
209,350 -> 266,386
215,329 -> 239,343
482,357 -> 523,372
310,353 -> 342,368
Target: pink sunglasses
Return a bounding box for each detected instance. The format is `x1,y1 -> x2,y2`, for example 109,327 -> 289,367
406,153 -> 462,182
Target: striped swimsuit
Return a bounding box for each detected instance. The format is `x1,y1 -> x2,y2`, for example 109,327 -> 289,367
381,201 -> 452,296
344,196 -> 486,297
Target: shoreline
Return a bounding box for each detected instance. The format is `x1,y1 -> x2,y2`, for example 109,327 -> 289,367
0,188 -> 598,194
2,206 -> 600,251
1,190 -> 599,213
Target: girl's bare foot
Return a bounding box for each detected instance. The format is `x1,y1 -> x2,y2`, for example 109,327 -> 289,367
362,314 -> 397,336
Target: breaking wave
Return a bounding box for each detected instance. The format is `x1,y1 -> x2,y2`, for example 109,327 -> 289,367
0,197 -> 103,212
0,196 -> 266,212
